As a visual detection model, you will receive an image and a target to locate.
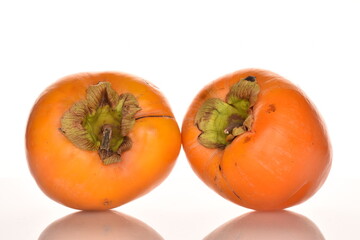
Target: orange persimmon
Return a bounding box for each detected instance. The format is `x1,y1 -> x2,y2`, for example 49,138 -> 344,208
182,69 -> 331,211
26,72 -> 181,210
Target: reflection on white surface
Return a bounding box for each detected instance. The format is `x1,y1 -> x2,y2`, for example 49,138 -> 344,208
204,210 -> 325,240
39,210 -> 164,240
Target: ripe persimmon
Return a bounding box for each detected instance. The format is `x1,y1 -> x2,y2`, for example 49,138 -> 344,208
182,69 -> 331,211
26,72 -> 181,210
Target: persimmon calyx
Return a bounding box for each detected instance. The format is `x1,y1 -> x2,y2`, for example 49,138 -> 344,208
60,82 -> 141,165
195,76 -> 259,149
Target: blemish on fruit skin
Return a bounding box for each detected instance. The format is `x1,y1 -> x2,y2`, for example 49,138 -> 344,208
243,136 -> 251,143
198,92 -> 208,101
143,79 -> 159,89
58,128 -> 65,134
267,104 -> 276,113
233,191 -> 242,200
103,199 -> 112,206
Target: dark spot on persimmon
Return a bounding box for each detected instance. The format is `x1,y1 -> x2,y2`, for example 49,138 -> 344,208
143,80 -> 159,89
58,128 -> 65,134
235,162 -> 238,166
103,199 -> 112,206
219,165 -> 222,171
243,136 -> 251,143
232,191 -> 242,199
198,92 -> 208,101
267,104 -> 276,113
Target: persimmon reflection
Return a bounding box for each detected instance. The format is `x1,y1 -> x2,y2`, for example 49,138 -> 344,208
39,210 -> 164,240
204,210 -> 325,240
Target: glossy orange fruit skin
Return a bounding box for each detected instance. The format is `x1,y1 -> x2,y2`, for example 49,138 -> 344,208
182,69 -> 332,211
26,72 -> 181,210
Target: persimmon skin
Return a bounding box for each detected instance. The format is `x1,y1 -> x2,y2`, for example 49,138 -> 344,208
26,72 -> 181,210
182,69 -> 332,211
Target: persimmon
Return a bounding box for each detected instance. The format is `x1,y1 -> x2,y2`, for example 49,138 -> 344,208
182,69 -> 331,211
26,72 -> 181,210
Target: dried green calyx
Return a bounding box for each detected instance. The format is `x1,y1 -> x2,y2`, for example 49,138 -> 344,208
195,76 -> 259,149
60,82 -> 141,165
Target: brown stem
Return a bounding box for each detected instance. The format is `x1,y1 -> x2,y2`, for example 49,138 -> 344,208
99,125 -> 113,160
244,76 -> 256,82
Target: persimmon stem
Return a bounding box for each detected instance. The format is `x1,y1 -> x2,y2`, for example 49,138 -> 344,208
244,76 -> 256,82
195,76 -> 260,149
60,82 -> 141,165
99,125 -> 113,160
101,125 -> 112,150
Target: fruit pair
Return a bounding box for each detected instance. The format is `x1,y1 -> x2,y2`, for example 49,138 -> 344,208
26,69 -> 331,211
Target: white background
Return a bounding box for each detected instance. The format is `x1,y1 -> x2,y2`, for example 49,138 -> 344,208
1,0 -> 360,239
